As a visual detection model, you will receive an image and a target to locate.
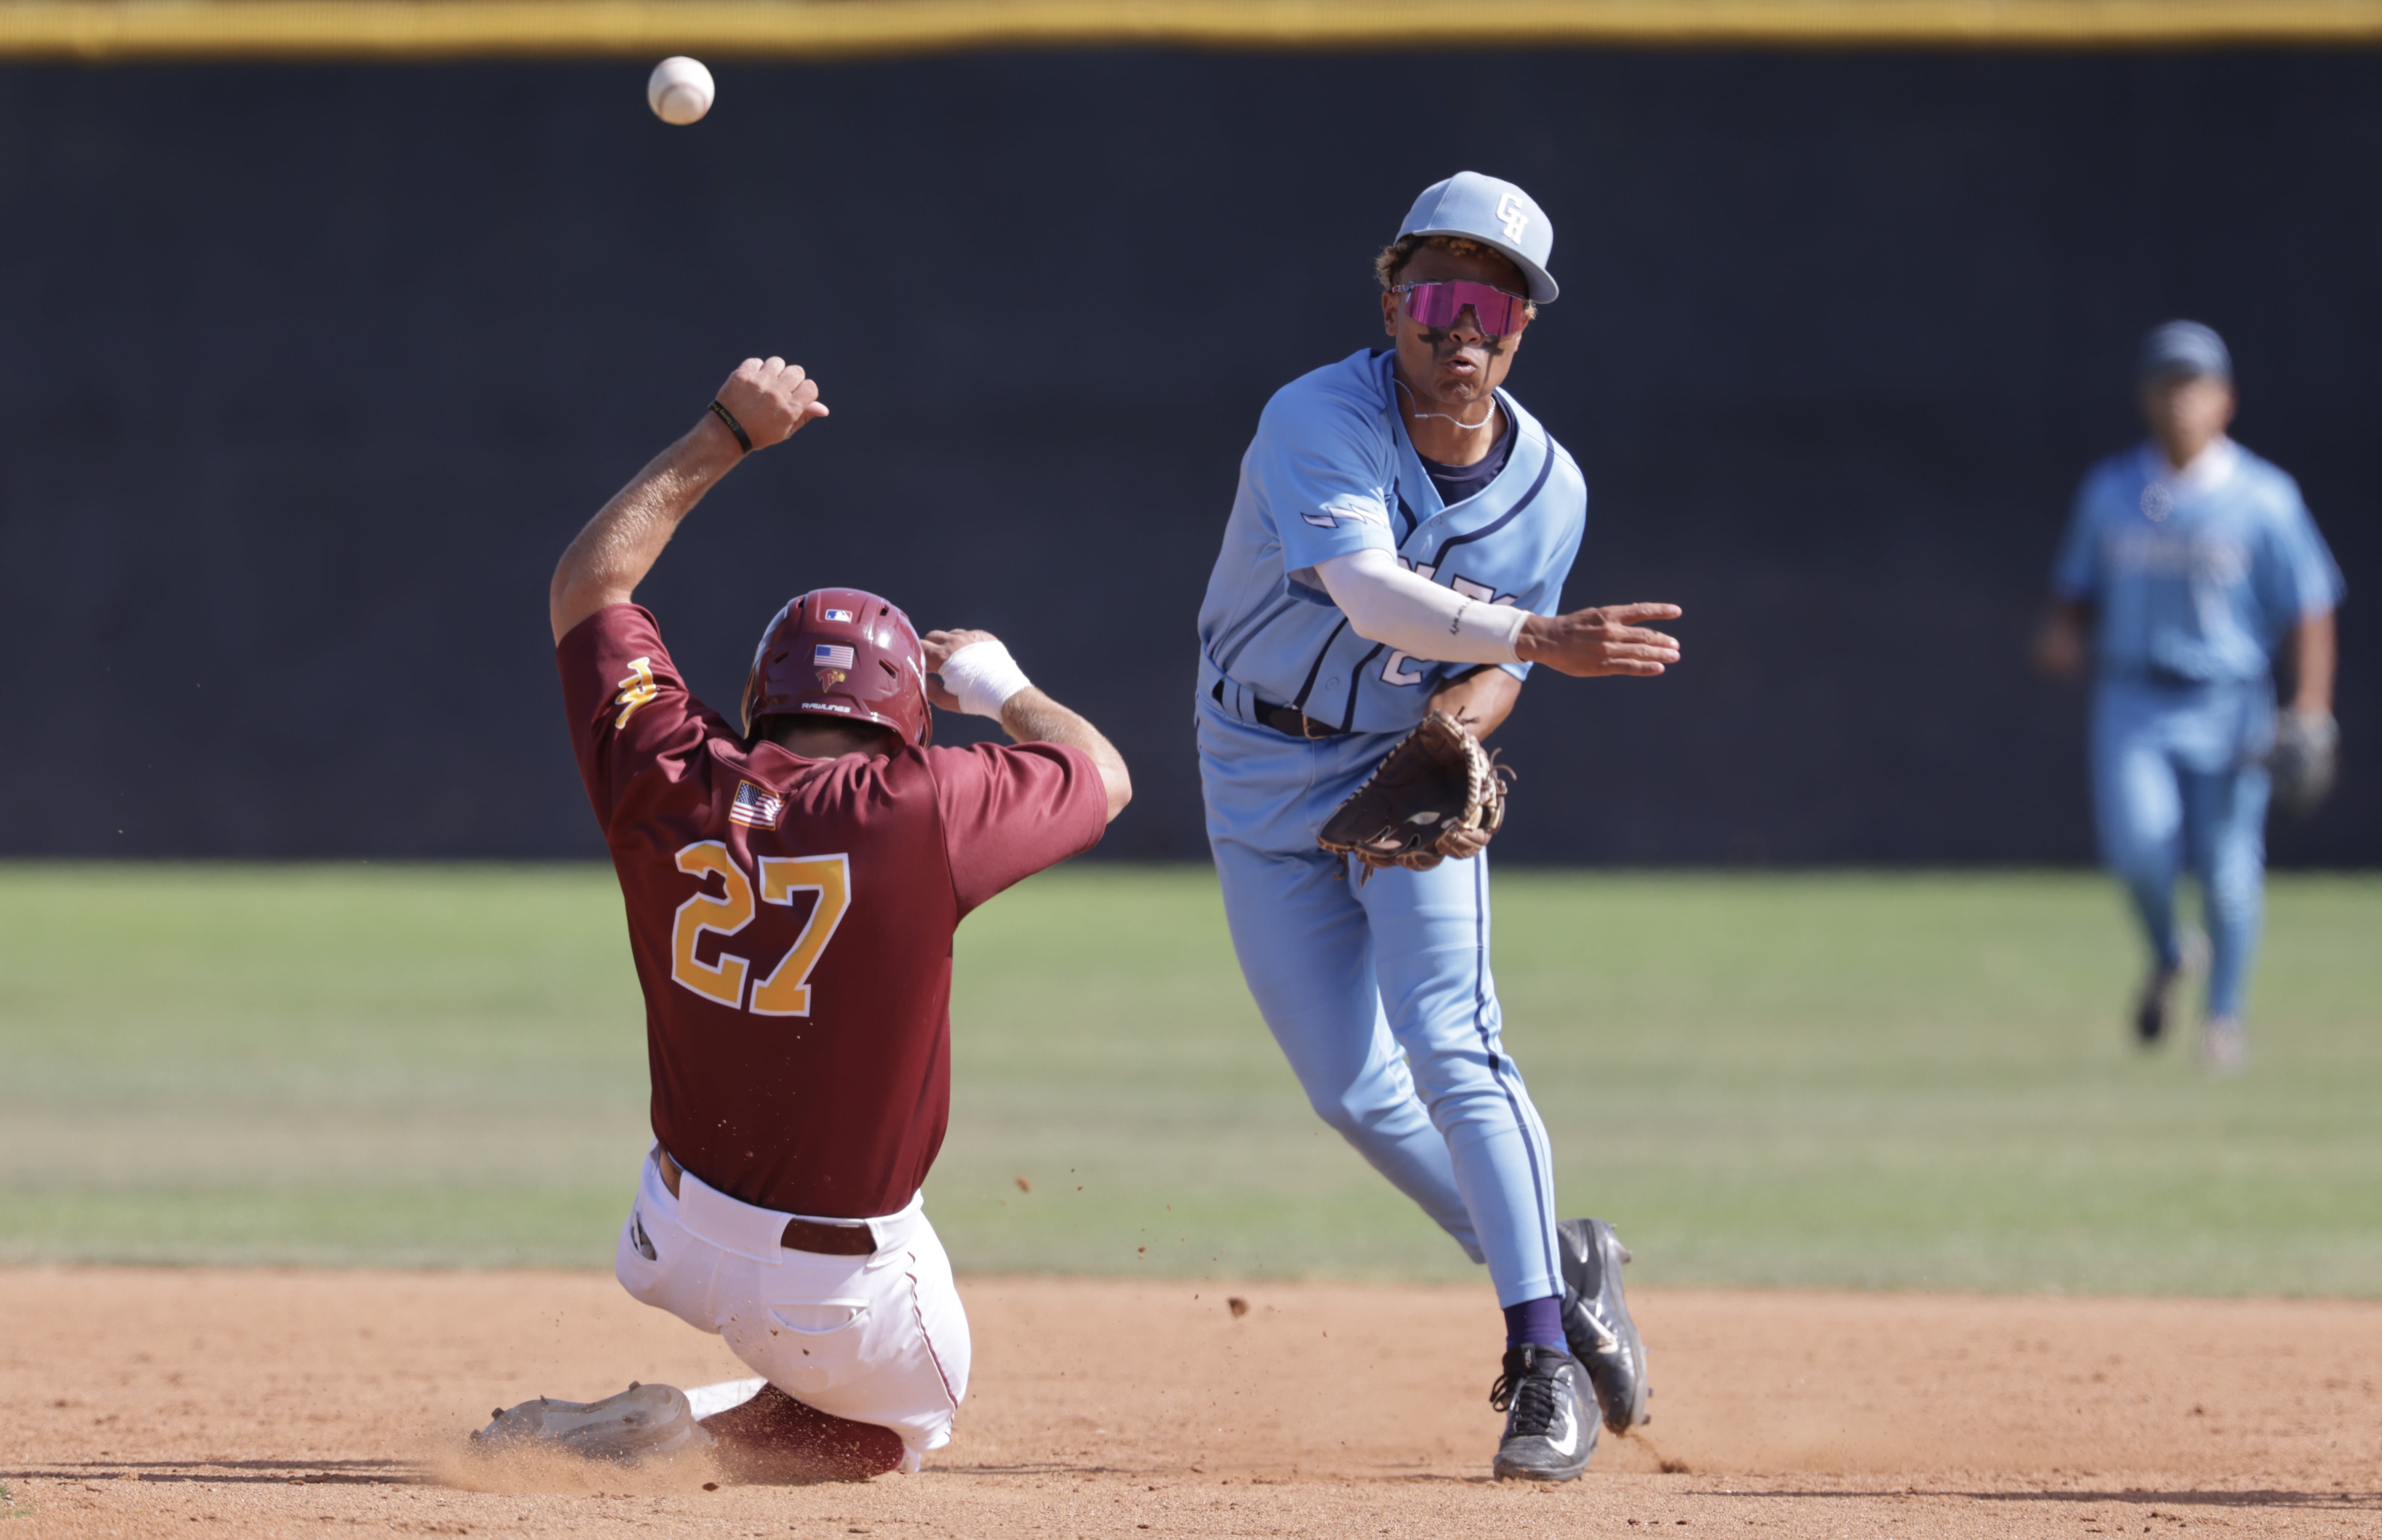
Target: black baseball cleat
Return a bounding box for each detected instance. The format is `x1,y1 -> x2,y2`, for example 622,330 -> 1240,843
2135,930 -> 2209,1048
1557,1217 -> 1651,1434
1489,1344 -> 1597,1482
2134,963 -> 2180,1045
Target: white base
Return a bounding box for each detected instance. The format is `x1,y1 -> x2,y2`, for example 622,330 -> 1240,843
683,1376 -> 768,1421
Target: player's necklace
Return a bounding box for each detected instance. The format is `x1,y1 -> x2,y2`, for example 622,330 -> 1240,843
1396,377 -> 1499,432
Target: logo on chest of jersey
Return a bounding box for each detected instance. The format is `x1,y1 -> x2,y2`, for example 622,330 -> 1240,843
729,779 -> 787,830
2109,528 -> 2248,586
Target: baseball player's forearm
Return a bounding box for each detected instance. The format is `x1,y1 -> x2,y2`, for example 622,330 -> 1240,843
1317,550 -> 1528,665
550,424 -> 742,643
2289,609 -> 2336,715
551,357 -> 831,643
1318,552 -> 1683,679
1428,666 -> 1523,741
997,689 -> 1133,823
923,631 -> 1132,822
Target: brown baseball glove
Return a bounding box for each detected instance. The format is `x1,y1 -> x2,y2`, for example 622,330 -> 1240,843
1317,711 -> 1514,877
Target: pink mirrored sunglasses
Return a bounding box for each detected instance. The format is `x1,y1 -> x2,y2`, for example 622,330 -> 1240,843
1394,280 -> 1532,337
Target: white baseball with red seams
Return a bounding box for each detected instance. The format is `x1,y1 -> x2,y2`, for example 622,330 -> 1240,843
647,57 -> 715,125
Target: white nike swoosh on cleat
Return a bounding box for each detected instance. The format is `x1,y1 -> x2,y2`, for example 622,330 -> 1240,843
1543,1406 -> 1578,1457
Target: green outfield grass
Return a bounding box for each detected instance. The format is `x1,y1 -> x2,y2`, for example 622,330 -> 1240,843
1,862 -> 2376,1294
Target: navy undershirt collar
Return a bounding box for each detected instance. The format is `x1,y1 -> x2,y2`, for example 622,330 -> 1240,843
1416,422 -> 1514,509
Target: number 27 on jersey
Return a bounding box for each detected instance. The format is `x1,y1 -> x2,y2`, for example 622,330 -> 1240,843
668,841 -> 851,1017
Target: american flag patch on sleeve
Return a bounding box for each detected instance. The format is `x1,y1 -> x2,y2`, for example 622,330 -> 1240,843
728,780 -> 786,830
813,643 -> 856,669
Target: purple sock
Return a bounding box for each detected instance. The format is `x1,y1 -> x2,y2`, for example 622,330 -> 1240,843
1503,1294 -> 1566,1352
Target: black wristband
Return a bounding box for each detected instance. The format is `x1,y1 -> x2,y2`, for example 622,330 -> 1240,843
708,399 -> 753,453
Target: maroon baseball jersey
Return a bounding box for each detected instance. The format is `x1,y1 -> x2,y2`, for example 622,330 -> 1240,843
559,604 -> 1107,1218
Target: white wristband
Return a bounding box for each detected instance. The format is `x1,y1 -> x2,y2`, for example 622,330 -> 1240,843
938,638 -> 1033,719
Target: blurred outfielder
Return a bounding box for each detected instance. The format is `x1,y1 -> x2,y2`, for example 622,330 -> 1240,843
2036,321 -> 2343,1073
1195,172 -> 1679,1481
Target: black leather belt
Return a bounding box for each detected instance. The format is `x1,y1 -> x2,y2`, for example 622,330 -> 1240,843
1253,700 -> 1348,739
1213,678 -> 1348,740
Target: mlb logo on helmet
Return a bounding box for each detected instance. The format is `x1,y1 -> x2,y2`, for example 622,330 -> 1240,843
823,608 -> 856,623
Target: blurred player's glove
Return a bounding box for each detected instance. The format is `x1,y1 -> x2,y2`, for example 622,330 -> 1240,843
2269,708 -> 2339,818
1318,711 -> 1513,877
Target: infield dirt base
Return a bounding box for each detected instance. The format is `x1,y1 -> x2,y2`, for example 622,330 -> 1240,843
2,1269 -> 2376,1538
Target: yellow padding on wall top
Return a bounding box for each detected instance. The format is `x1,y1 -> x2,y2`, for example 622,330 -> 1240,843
3,0 -> 2380,60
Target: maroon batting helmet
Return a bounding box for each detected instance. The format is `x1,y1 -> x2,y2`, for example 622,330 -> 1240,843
742,588 -> 933,747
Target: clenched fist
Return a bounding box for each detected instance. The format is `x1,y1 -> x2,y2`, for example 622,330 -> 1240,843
711,356 -> 829,451
920,628 -> 1000,713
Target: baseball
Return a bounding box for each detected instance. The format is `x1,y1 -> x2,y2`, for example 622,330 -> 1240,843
646,56 -> 715,125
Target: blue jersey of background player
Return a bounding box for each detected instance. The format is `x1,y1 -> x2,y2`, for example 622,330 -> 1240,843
1195,171 -> 1684,1482
2036,321 -> 2343,1073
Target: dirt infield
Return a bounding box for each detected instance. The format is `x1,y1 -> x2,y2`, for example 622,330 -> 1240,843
1,1268 -> 2375,1537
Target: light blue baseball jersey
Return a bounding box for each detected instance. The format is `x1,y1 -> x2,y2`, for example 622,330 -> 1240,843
2053,439 -> 2342,683
1197,349 -> 1587,736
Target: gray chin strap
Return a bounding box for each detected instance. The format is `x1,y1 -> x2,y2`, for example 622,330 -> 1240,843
1396,377 -> 1498,431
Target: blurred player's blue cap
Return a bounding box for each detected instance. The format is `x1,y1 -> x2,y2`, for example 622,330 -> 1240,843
2138,321 -> 2232,383
1396,172 -> 1558,304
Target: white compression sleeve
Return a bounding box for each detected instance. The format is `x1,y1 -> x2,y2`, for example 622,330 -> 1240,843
1315,548 -> 1530,665
937,638 -> 1034,718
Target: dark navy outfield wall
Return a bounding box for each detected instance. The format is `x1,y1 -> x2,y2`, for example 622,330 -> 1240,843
1,51 -> 2375,863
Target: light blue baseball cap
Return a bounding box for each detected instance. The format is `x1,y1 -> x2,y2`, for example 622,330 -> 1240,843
2138,320 -> 2232,383
1396,171 -> 1558,304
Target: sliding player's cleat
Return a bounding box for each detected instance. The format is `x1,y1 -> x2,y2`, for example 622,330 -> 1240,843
472,1382 -> 713,1463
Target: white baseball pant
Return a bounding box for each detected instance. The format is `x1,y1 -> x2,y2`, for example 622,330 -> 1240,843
613,1149 -> 970,1464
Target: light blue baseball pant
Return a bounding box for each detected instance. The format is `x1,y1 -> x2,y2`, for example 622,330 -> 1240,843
1196,695 -> 1563,1309
2091,677 -> 2273,1021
